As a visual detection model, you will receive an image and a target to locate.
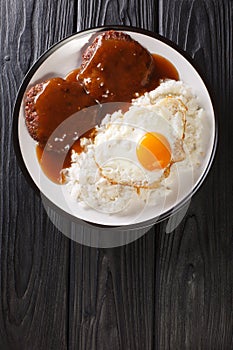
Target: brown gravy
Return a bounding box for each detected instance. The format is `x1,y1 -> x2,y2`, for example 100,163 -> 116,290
36,144 -> 70,184
65,68 -> 81,82
35,53 -> 179,184
77,33 -> 179,103
152,54 -> 179,82
35,77 -> 96,145
37,128 -> 96,183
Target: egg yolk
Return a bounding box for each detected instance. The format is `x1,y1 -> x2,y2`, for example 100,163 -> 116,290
136,132 -> 171,171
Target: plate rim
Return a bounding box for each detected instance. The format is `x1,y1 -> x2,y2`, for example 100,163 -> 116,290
12,25 -> 218,230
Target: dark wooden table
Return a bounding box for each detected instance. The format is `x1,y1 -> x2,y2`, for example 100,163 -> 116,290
1,1 -> 232,349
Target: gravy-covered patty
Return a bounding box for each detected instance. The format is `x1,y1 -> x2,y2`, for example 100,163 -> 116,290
24,78 -> 96,148
78,31 -> 156,102
25,82 -> 44,143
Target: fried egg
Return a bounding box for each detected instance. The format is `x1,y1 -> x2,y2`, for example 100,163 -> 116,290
64,80 -> 206,214
94,97 -> 186,189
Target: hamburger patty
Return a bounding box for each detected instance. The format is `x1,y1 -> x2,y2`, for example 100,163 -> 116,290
25,83 -> 44,143
78,30 -> 156,103
24,78 -> 96,149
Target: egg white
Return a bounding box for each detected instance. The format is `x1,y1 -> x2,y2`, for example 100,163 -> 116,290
94,98 -> 186,188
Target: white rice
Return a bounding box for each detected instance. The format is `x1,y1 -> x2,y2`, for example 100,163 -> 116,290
64,80 -> 206,214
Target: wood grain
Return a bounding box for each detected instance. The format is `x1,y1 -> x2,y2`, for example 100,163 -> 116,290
68,227 -> 166,350
0,1 -> 75,349
156,0 -> 233,348
76,0 -> 157,31
0,0 -> 232,349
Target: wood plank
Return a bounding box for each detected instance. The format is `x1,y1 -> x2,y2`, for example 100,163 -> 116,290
156,0 -> 233,348
75,0 -> 157,30
0,1 -> 75,349
68,1 -> 159,349
68,228 -> 165,350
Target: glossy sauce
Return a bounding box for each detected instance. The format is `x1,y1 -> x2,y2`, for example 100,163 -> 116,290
152,54 -> 179,82
36,144 -> 70,184
35,77 -> 96,146
65,68 -> 80,82
35,50 -> 179,184
77,36 -> 179,103
37,128 -> 96,183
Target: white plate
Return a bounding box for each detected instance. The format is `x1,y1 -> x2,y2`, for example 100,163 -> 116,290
13,26 -> 217,228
